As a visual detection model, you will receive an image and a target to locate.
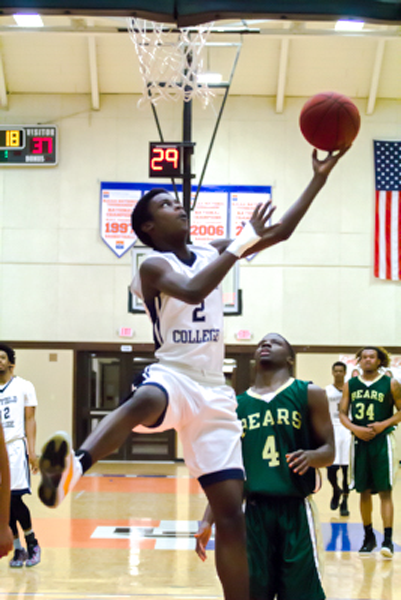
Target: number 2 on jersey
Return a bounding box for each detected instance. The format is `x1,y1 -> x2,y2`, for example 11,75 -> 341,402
262,435 -> 280,467
0,406 -> 10,421
192,300 -> 205,322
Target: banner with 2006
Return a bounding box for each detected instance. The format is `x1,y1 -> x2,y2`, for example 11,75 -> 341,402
100,181 -> 272,257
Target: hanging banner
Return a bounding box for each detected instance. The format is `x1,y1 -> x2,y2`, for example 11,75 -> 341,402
100,182 -> 272,257
229,189 -> 272,239
190,188 -> 229,244
229,188 -> 272,261
100,184 -> 141,257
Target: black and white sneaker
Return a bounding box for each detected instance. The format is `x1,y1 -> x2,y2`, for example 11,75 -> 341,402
359,534 -> 376,555
380,540 -> 394,559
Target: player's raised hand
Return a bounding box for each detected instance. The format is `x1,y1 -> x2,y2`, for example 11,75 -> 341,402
226,200 -> 279,258
248,200 -> 277,237
312,146 -> 350,178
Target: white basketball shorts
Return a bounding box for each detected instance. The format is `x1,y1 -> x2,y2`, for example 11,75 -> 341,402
133,363 -> 244,484
333,423 -> 351,466
7,438 -> 31,494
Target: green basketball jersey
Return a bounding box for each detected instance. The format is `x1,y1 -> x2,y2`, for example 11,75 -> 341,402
236,378 -> 317,498
349,374 -> 394,436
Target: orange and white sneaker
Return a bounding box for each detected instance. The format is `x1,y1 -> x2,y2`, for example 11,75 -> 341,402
38,432 -> 82,508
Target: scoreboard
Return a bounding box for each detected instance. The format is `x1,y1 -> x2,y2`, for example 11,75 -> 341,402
0,125 -> 57,166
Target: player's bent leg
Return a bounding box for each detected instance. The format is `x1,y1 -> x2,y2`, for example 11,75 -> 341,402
80,385 -> 168,463
38,386 -> 168,508
202,478 -> 249,600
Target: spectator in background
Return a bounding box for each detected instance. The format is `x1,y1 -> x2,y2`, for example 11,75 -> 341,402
326,361 -> 351,516
340,346 -> 401,557
0,344 -> 41,567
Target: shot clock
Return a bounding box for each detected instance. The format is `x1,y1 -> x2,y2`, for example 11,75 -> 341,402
149,142 -> 183,178
0,125 -> 57,166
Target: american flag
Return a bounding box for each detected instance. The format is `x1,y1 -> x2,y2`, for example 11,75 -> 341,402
373,141 -> 401,281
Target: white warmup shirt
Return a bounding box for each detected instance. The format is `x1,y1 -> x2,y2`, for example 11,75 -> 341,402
0,376 -> 38,444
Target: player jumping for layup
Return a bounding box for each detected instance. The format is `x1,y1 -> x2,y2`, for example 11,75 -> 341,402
38,148 -> 347,600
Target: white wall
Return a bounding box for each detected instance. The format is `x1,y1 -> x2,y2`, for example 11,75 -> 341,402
13,348 -> 74,448
0,93 -> 400,346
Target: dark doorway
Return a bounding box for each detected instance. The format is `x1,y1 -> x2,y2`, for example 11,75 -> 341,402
75,350 -> 176,461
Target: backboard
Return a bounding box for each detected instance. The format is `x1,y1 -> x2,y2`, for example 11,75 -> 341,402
1,1 -> 400,25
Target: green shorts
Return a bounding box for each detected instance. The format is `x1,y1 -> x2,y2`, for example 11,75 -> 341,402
245,495 -> 325,600
350,432 -> 397,494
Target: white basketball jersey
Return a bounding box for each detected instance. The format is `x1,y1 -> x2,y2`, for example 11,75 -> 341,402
0,376 -> 38,444
131,244 -> 225,380
325,383 -> 343,425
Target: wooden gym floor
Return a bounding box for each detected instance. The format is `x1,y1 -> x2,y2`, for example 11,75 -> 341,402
1,461 -> 401,600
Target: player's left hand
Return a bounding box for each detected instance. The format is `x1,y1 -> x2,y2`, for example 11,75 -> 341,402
194,521 -> 212,562
286,449 -> 313,475
367,422 -> 386,435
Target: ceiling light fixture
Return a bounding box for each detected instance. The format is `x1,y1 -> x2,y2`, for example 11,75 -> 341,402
197,72 -> 223,85
335,20 -> 365,32
13,13 -> 44,27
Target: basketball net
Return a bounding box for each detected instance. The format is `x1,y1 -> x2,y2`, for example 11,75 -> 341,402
127,18 -> 215,108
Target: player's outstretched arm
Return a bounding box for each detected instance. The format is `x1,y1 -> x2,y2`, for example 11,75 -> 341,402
286,384 -> 335,475
0,423 -> 13,559
241,147 -> 349,257
141,201 -> 276,305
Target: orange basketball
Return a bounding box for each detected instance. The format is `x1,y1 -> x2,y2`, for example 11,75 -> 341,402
299,91 -> 360,151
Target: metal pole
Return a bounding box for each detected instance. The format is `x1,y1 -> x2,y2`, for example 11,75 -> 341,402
150,98 -> 180,201
182,38 -> 194,240
182,98 -> 192,222
191,42 -> 242,211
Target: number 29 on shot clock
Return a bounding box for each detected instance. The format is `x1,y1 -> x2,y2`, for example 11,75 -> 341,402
149,142 -> 183,178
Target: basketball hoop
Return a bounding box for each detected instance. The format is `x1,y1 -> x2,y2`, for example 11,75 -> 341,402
127,18 -> 215,108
